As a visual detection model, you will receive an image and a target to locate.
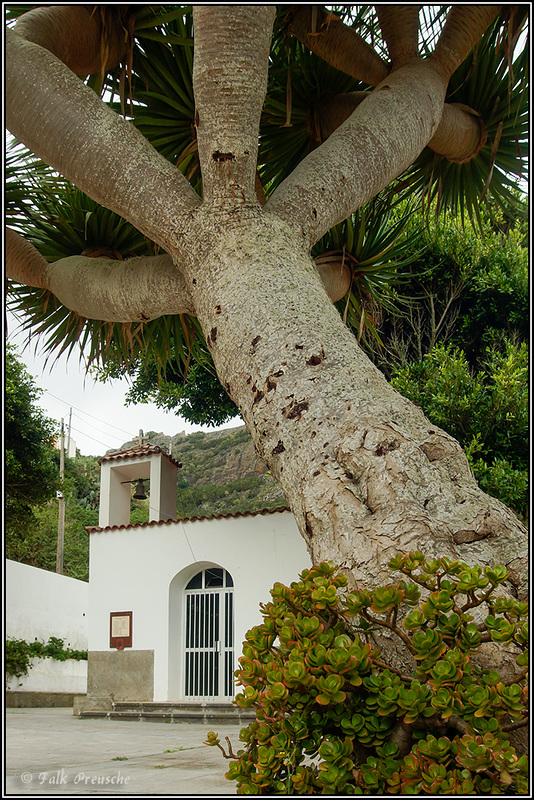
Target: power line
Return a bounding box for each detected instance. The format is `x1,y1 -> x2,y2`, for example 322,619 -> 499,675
47,411 -> 124,453
42,390 -> 133,436
71,411 -> 128,445
67,425 -> 116,451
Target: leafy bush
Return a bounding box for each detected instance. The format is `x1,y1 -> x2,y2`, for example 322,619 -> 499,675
206,558 -> 528,794
5,343 -> 60,537
371,207 -> 528,375
10,500 -> 93,581
390,339 -> 528,517
6,636 -> 88,680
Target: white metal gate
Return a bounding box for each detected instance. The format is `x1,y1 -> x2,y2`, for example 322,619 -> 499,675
184,568 -> 234,699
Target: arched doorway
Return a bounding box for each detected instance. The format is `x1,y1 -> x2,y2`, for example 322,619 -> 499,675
183,567 -> 234,700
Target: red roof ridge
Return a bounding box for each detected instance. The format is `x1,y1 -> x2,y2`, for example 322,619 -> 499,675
98,443 -> 181,469
85,505 -> 290,534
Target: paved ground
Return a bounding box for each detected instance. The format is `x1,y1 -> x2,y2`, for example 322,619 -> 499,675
5,708 -> 243,795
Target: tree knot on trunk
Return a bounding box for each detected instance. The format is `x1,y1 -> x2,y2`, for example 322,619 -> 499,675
212,151 -> 235,162
374,439 -> 399,457
207,327 -> 217,346
250,335 -> 262,354
282,399 -> 309,421
306,348 -> 325,366
453,508 -> 507,546
452,529 -> 490,545
253,386 -> 264,405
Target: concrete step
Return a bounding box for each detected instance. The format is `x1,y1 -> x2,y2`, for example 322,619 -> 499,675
79,700 -> 255,724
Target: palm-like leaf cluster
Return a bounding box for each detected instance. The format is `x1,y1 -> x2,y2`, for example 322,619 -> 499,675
259,35 -> 365,193
6,4 -> 528,385
312,199 -> 423,344
106,7 -> 200,191
391,13 -> 528,225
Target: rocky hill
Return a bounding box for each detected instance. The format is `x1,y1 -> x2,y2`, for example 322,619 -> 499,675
118,425 -> 287,518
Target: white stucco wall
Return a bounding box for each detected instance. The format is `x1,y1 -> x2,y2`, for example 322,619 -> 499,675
6,657 -> 87,694
6,560 -> 89,649
6,560 -> 89,695
88,510 -> 311,701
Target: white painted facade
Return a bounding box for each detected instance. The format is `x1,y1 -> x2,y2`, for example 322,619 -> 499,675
87,444 -> 311,703
5,559 -> 89,695
5,559 -> 88,649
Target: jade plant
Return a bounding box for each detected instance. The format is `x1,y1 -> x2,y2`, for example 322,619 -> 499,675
206,554 -> 528,794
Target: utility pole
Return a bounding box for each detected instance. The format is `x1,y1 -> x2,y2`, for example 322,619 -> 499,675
66,407 -> 73,459
56,418 -> 65,574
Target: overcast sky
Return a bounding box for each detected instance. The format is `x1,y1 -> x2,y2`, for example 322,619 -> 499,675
6,312 -> 242,458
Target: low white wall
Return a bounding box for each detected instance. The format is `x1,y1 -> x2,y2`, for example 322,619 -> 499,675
6,560 -> 88,650
6,560 -> 89,696
6,657 -> 87,694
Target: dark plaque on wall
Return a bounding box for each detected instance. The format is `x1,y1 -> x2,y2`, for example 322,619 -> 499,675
110,611 -> 133,649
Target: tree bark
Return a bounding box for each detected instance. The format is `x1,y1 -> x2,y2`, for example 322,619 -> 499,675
431,5 -> 501,81
6,26 -> 200,254
427,103 -> 486,163
6,225 -> 347,315
14,5 -> 125,77
376,6 -> 420,68
6,228 -> 194,321
192,6 -> 275,206
311,93 -> 486,163
176,210 -> 527,597
289,6 -> 389,87
266,61 -> 448,247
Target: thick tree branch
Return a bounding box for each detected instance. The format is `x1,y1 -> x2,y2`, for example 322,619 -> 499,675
6,227 -> 194,322
431,5 -> 501,81
192,5 -> 275,206
314,253 -> 352,302
427,102 -> 486,163
501,718 -> 529,732
6,26 -> 200,255
5,226 -> 51,290
309,92 -> 370,145
265,61 -> 447,248
313,93 -> 486,163
14,5 -> 125,78
376,5 -> 420,69
289,6 -> 389,87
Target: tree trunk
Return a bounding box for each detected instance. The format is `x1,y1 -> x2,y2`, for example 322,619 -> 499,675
7,5 -> 527,602
177,209 -> 527,598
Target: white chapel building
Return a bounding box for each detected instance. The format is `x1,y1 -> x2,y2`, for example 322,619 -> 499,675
82,443 -> 310,711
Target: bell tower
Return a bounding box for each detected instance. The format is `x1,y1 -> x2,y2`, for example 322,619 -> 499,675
98,436 -> 181,528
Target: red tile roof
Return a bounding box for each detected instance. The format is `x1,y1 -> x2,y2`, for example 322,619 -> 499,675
85,505 -> 290,534
99,444 -> 181,469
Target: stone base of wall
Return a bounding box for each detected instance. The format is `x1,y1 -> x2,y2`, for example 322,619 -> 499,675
87,650 -> 154,702
73,694 -> 113,715
5,691 -> 86,708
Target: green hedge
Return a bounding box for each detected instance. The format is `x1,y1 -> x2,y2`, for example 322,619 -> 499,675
6,636 -> 88,680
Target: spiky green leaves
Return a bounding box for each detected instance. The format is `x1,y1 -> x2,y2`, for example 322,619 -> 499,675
392,12 -> 528,226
